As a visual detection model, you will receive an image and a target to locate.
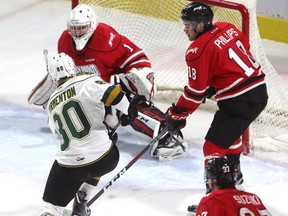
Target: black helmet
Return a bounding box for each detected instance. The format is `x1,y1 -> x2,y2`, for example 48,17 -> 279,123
206,157 -> 235,187
181,1 -> 213,24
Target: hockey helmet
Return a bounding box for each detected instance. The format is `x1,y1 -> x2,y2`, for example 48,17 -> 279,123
67,4 -> 98,51
48,53 -> 76,82
181,2 -> 213,25
205,157 -> 235,187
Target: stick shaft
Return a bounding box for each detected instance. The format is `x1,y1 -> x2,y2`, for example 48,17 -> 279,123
87,127 -> 168,206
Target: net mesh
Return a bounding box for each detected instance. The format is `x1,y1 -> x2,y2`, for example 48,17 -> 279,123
76,0 -> 288,153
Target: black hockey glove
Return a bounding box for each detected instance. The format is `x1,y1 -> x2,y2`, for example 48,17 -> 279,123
206,85 -> 216,99
202,85 -> 216,103
119,94 -> 138,126
166,103 -> 188,132
106,124 -> 118,145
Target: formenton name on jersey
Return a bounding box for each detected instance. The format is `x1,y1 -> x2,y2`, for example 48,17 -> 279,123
48,86 -> 76,112
213,27 -> 239,49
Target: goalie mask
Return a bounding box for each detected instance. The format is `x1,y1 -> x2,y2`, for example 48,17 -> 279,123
67,4 -> 98,50
205,157 -> 235,188
48,53 -> 76,82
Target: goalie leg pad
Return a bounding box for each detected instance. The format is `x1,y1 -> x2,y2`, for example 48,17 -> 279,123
132,102 -> 188,160
156,131 -> 189,161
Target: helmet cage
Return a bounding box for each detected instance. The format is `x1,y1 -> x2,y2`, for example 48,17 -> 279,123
67,20 -> 92,39
67,4 -> 98,50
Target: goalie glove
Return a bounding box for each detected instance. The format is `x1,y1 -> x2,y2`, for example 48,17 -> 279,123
166,103 -> 188,132
113,67 -> 156,102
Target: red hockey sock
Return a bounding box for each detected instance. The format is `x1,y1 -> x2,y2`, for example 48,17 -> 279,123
203,140 -> 228,165
227,137 -> 243,155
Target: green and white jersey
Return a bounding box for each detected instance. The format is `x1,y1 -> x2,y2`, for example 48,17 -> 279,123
47,74 -> 128,166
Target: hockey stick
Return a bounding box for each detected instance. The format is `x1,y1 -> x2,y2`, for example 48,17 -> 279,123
86,126 -> 169,207
43,49 -> 48,66
27,49 -> 55,105
170,131 -> 187,151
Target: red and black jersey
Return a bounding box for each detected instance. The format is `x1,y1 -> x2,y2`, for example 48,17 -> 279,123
196,188 -> 271,216
58,23 -> 151,82
176,22 -> 265,114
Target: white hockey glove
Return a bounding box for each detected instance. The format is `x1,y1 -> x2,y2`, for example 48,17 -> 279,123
113,67 -> 156,102
27,73 -> 57,108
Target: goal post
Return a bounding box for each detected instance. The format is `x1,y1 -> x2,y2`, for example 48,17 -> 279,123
71,0 -> 288,156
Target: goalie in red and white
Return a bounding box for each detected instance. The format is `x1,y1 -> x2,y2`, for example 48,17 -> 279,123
27,4 -> 187,161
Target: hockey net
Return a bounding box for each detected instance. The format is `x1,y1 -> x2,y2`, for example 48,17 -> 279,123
72,0 -> 288,157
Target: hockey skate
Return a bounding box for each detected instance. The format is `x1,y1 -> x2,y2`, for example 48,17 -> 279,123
72,191 -> 91,216
150,130 -> 188,161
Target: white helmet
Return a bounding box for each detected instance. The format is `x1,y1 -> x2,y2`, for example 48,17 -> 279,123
67,4 -> 98,50
48,53 -> 76,82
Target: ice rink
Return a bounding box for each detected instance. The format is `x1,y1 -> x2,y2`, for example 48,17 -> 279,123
1,0 -> 288,215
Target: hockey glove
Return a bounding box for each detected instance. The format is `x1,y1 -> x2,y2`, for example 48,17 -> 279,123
119,94 -> 138,126
206,85 -> 216,99
202,85 -> 216,104
117,68 -> 156,102
166,103 -> 188,132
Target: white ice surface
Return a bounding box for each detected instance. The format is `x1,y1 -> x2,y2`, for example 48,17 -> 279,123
0,1 -> 288,215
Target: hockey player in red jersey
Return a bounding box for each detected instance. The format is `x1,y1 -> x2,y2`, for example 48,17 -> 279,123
28,4 -> 187,161
189,157 -> 272,216
166,1 -> 268,187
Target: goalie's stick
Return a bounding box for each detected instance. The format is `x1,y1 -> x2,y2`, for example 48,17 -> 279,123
27,49 -> 54,105
170,131 -> 187,152
87,126 -> 169,207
